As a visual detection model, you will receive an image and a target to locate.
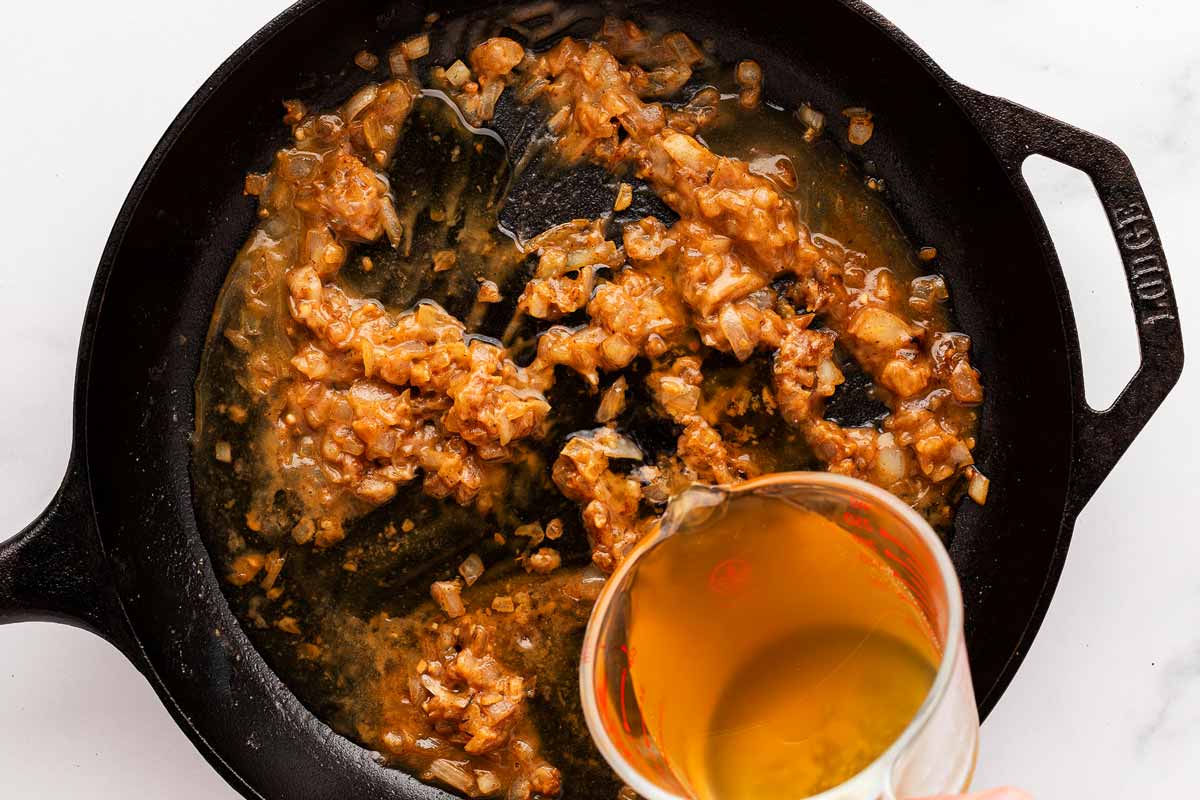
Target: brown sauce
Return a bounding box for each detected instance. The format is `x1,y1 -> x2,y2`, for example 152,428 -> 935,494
193,17 -> 985,799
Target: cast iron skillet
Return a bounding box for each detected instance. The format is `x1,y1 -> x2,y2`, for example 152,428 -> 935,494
0,0 -> 1185,797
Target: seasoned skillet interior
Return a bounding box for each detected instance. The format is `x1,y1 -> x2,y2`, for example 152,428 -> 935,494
191,8 -> 998,798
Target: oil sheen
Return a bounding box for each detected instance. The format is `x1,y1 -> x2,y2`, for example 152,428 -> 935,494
626,494 -> 939,799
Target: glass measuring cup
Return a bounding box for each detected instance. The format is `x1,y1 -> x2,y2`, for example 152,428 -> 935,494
579,472 -> 978,800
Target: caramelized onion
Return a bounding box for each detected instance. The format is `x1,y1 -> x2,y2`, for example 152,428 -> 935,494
431,580 -> 466,618
342,84 -> 379,122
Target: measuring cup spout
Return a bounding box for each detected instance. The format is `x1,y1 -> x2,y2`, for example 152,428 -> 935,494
657,483 -> 731,542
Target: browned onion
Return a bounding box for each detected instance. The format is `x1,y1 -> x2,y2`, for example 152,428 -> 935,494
427,759 -> 475,794
341,83 -> 379,122
458,553 -> 484,586
430,580 -> 466,618
596,376 -> 628,423
401,33 -> 430,61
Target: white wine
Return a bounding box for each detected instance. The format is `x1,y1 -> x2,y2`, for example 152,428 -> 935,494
625,493 -> 939,799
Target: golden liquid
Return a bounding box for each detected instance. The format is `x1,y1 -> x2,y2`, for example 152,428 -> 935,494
626,494 -> 939,799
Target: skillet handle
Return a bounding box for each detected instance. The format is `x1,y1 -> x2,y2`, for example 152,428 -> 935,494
954,87 -> 1185,508
0,453 -> 131,647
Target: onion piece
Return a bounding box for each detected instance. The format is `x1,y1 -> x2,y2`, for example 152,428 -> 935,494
596,376 -> 629,423
876,446 -> 907,485
967,466 -> 990,505
949,441 -> 974,468
401,33 -> 430,61
476,770 -> 502,796
797,103 -> 825,141
735,59 -> 763,109
445,59 -> 472,88
380,196 -> 403,247
816,359 -> 845,396
514,522 -> 545,546
387,48 -> 409,76
527,547 -> 562,574
342,83 -> 379,122
844,107 -> 875,145
458,553 -> 484,586
477,79 -> 504,123
848,307 -> 913,349
590,429 -> 643,461
613,182 -> 633,211
430,580 -> 466,618
354,50 -> 379,71
719,304 -> 756,361
427,759 -> 475,795
260,550 -> 285,591
476,279 -> 501,303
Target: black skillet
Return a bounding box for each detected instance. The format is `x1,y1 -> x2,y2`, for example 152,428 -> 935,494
0,1 -> 1184,798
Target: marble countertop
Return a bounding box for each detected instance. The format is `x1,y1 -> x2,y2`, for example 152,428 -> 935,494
1,1 -> 1195,797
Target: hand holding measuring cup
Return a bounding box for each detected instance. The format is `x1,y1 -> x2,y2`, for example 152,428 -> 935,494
580,473 -> 985,800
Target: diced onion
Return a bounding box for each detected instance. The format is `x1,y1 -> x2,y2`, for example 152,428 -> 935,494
388,48 -> 409,76
849,307 -> 913,349
844,107 -> 875,146
876,446 -> 906,485
719,304 -> 755,361
354,50 -> 379,71
967,467 -> 990,505
797,103 -> 825,141
445,60 -> 472,88
401,34 -> 430,61
613,182 -> 633,212
527,547 -> 562,574
596,376 -> 628,422
380,197 -> 403,247
478,80 -> 504,122
476,770 -> 502,796
430,580 -> 466,618
514,522 -> 545,546
593,430 -> 643,461
816,359 -> 845,395
427,759 -> 475,794
458,553 -> 484,586
342,84 -> 379,122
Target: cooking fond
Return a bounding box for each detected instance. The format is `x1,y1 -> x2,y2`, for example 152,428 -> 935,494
0,2 -> 1182,800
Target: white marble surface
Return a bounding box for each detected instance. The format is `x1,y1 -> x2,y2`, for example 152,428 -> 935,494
0,1 -> 1196,797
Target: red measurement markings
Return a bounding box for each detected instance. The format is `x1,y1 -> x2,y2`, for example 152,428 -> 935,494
709,558 -> 752,595
619,667 -> 632,735
842,509 -> 932,603
842,509 -> 876,533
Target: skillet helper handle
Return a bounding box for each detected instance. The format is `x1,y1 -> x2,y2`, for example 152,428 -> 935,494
0,454 -> 129,645
955,87 -> 1185,506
